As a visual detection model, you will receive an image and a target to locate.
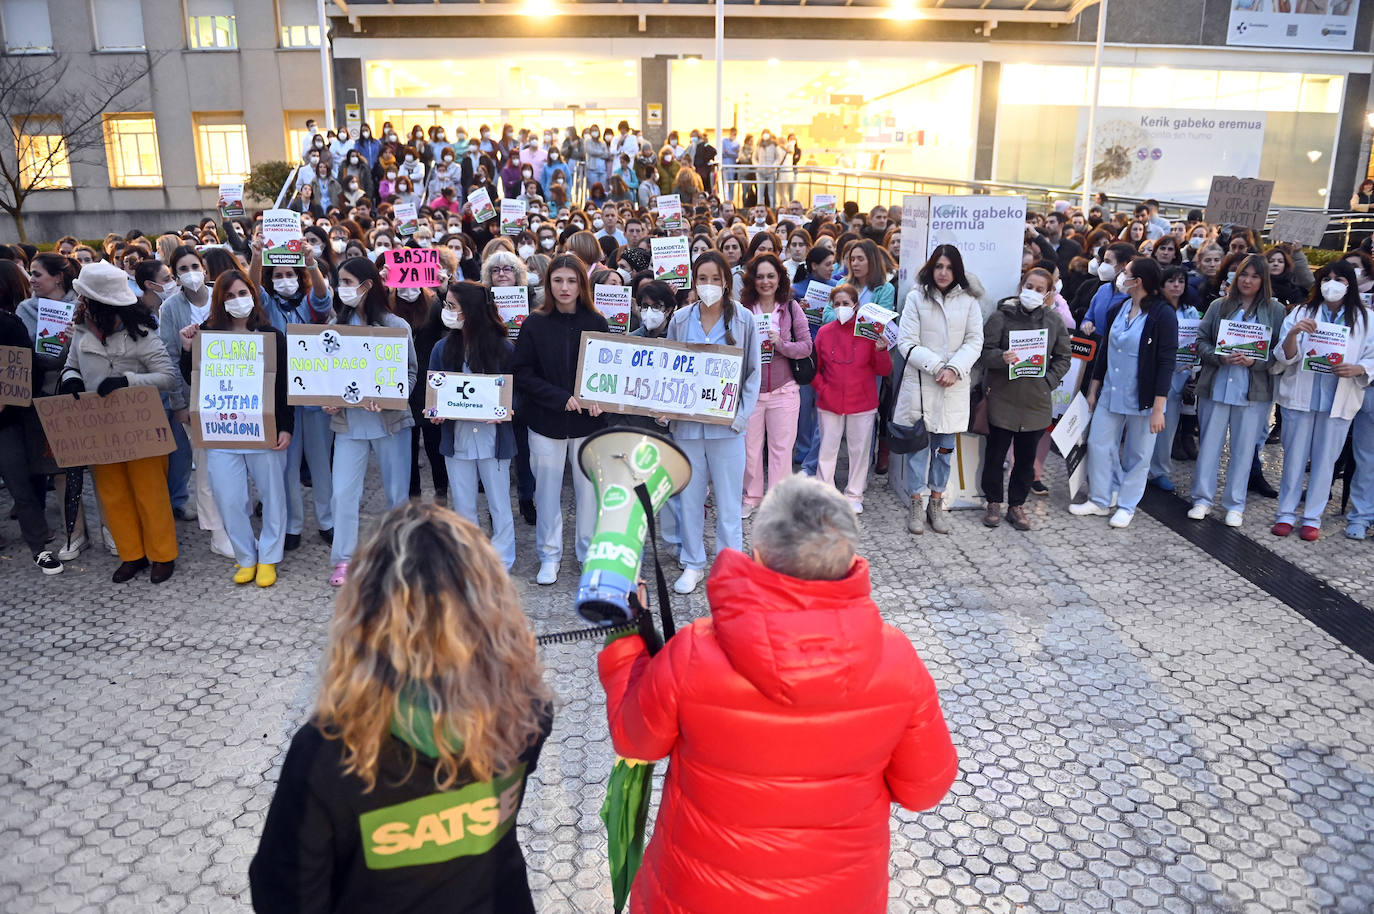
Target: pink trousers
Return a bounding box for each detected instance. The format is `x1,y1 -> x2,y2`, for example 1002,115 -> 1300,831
744,382 -> 801,504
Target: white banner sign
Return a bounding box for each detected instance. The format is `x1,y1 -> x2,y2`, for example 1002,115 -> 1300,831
424,371 -> 513,421
1228,5 -> 1356,51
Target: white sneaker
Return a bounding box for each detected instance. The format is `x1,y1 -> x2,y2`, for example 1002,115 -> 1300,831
1187,503 -> 1208,521
56,531 -> 88,561
848,499 -> 864,514
210,533 -> 235,559
101,526 -> 119,556
536,561 -> 559,585
741,502 -> 757,519
1224,510 -> 1244,528
673,567 -> 704,594
1069,501 -> 1110,516
1108,508 -> 1133,529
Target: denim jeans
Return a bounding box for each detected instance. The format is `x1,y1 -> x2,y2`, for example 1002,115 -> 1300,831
904,432 -> 957,497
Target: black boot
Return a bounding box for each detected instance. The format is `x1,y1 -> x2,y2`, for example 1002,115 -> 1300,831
1249,460 -> 1278,498
1180,414 -> 1199,461
519,498 -> 537,526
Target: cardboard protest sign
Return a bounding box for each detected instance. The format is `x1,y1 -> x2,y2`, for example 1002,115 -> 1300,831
33,385 -> 176,468
755,312 -> 775,364
1301,322 -> 1350,374
575,332 -> 744,426
262,209 -> 305,267
286,324 -> 410,409
394,202 -> 419,236
34,298 -> 76,358
500,199 -> 525,236
384,249 -> 441,288
1206,176 -> 1274,230
1050,392 -> 1091,499
854,303 -> 899,348
1051,335 -> 1097,420
813,194 -> 837,216
190,331 -> 277,449
1176,318 -> 1201,370
802,282 -> 832,327
492,286 -> 529,341
217,181 -> 245,219
1270,210 -> 1328,247
469,187 -> 496,224
423,371 -> 514,422
1008,328 -> 1049,378
594,284 -> 632,334
0,344 -> 33,407
651,236 -> 690,290
1216,319 -> 1270,361
657,194 -> 683,231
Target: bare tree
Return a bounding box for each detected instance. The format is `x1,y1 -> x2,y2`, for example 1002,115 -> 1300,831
0,54 -> 158,242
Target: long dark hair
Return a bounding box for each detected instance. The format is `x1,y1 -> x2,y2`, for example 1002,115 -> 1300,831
846,238 -> 886,290
206,268 -> 271,331
537,254 -> 595,316
794,244 -> 834,285
692,250 -> 737,346
0,259 -> 31,312
335,256 -> 393,327
740,253 -> 791,307
77,297 -> 159,340
1161,266 -> 1190,309
918,244 -> 969,296
1224,253 -> 1274,317
1303,259 -> 1367,332
1126,256 -> 1163,297
31,252 -> 78,295
442,281 -> 509,375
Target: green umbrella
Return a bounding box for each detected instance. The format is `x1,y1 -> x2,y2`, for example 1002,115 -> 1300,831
600,756 -> 654,914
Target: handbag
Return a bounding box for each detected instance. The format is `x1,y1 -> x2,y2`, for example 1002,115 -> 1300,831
784,300 -> 818,385
885,344 -> 929,455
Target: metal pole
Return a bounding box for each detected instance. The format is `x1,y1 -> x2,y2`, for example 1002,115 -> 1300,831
715,0 -> 723,191
317,0 -> 335,131
1081,0 -> 1108,212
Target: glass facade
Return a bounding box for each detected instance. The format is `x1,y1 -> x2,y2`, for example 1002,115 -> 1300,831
103,114 -> 162,188
193,115 -> 250,184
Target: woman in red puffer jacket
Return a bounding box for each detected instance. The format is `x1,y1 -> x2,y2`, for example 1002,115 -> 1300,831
598,475 -> 958,914
812,283 -> 894,511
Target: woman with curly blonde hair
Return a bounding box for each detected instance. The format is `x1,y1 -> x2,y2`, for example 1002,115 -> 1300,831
250,501 -> 554,914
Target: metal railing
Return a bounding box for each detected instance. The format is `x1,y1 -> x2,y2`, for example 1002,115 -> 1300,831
713,164 -> 1373,251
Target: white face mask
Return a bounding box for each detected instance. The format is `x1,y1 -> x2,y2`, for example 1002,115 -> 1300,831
540,238 -> 555,250
696,283 -> 723,307
1353,266 -> 1366,281
1087,257 -> 1099,274
179,270 -> 205,292
331,239 -> 346,254
156,281 -> 178,301
1019,288 -> 1045,310
617,267 -> 632,283
275,277 -> 300,298
225,294 -> 255,319
639,308 -> 665,331
441,309 -> 463,330
1322,279 -> 1347,303
405,155 -> 415,163
593,218 -> 604,230
1189,236 -> 1204,249
1096,262 -> 1117,282
572,220 -> 586,230
338,285 -> 362,306
833,305 -> 855,324
518,244 -> 535,260
396,287 -> 421,302
1054,278 -> 1063,293
311,244 -> 325,259
416,238 -> 432,248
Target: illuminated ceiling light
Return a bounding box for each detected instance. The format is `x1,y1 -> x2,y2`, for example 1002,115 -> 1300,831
767,58 -> 780,67
685,57 -> 700,67
1307,150 -> 1322,163
521,0 -> 559,16
847,60 -> 861,69
1367,111 -> 1374,129
887,0 -> 924,20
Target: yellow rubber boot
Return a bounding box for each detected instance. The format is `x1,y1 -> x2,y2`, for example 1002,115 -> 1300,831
255,563 -> 277,588
233,564 -> 257,585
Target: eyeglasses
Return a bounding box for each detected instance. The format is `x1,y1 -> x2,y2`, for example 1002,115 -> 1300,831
491,265 -> 516,275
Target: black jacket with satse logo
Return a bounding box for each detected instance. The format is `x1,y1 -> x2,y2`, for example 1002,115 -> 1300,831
250,716 -> 550,914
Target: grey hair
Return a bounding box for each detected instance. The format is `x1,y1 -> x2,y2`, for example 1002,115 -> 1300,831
751,475 -> 859,581
481,249 -> 528,288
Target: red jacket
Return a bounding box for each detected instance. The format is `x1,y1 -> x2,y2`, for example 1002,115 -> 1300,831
598,549 -> 958,914
813,318 -> 893,415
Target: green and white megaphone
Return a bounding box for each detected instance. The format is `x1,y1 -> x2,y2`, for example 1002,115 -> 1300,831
576,428 -> 692,625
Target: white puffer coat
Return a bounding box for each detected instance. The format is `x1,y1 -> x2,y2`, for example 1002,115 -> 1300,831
892,284 -> 984,434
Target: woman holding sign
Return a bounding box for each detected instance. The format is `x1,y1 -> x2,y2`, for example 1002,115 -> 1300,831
1070,258 -> 1177,529
510,254 -> 608,586
429,281 -> 517,569
1187,253 -> 1285,527
326,257 -> 419,587
665,251 -> 762,594
59,262 -> 181,583
1147,266 -> 1203,491
178,269 -> 293,587
1271,261 -> 1373,541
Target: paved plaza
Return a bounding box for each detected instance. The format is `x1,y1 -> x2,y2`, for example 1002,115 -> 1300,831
1,442 -> 1372,914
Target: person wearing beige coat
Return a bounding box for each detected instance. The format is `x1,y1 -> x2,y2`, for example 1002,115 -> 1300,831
893,246 -> 985,535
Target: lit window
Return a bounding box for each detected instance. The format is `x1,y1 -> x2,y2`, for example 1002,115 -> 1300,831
1,0 -> 53,53
13,117 -> 70,189
94,0 -> 146,51
103,114 -> 163,187
194,114 -> 251,184
284,110 -> 326,161
187,0 -> 236,49
279,24 -> 320,48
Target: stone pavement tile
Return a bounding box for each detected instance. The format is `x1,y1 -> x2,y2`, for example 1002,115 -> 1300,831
1,448 -> 1372,912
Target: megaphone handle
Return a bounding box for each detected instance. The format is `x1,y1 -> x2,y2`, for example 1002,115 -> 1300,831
634,482 -> 677,644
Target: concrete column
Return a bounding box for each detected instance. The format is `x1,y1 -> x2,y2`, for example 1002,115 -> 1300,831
641,56 -> 668,151
1331,73 -> 1372,212
973,62 -> 998,182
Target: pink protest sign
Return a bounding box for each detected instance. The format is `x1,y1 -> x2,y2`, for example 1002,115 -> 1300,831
384,249 -> 441,288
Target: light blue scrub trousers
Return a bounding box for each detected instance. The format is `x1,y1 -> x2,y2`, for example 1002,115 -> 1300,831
1345,387 -> 1374,536
675,433 -> 746,572
285,406 -> 334,535
1085,401 -> 1157,514
445,456 -> 516,569
1191,397 -> 1270,513
205,448 -> 289,567
330,430 -> 411,565
1276,406 -> 1352,530
1149,370 -> 1191,482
